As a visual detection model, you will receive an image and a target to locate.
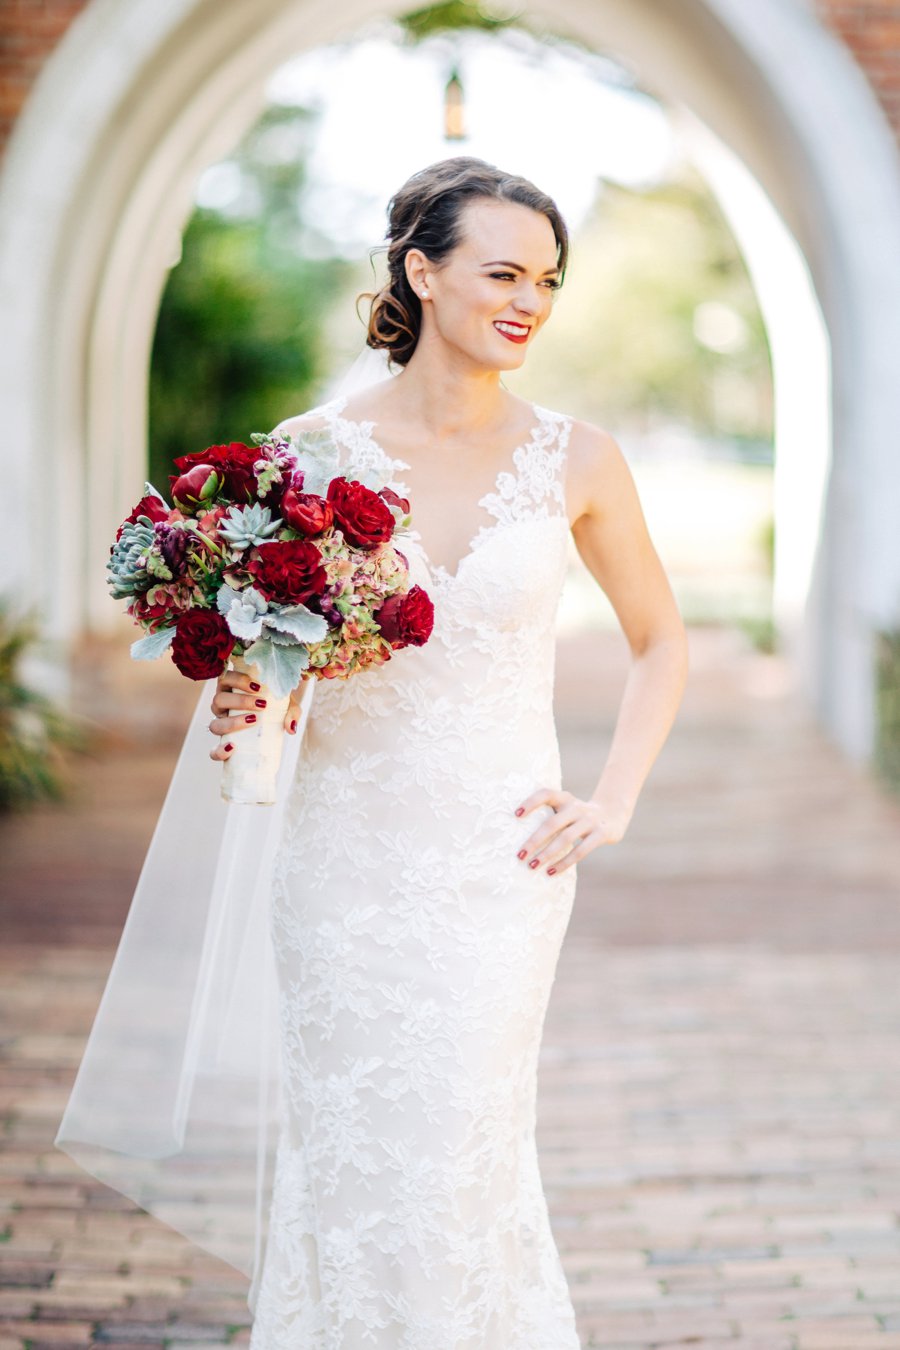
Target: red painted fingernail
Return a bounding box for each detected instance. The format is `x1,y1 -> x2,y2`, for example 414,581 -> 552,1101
249,681 -> 261,691
224,742 -> 234,751
517,849 -> 527,860
547,867 -> 556,875
515,807 -> 524,816
290,719 -> 297,733
246,713 -> 257,723
255,698 -> 266,707
529,858 -> 540,869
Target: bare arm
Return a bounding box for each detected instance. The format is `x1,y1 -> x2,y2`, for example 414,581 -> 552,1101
569,420 -> 689,813
516,420 -> 689,873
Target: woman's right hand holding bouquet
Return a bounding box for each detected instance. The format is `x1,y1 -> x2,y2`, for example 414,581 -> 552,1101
208,666 -> 304,763
108,423 -> 434,798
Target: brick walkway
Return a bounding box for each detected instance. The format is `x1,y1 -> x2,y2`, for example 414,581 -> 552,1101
3,625 -> 900,1349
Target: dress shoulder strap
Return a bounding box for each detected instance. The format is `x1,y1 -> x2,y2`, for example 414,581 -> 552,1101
515,403 -> 572,521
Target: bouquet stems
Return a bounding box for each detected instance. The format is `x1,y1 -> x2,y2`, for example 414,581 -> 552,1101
220,652 -> 291,806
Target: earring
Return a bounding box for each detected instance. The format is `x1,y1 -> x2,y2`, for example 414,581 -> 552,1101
420,289 -> 429,298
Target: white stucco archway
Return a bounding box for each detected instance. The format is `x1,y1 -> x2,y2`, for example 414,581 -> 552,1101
1,0 -> 899,763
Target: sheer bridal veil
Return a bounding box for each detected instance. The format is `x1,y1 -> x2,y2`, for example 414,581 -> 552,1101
54,342 -> 400,1314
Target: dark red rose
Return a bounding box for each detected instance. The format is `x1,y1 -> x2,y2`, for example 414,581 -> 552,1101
169,464 -> 222,511
327,477 -> 395,548
379,486 -> 410,515
116,491 -> 170,542
374,584 -> 434,648
247,538 -> 327,605
280,487 -> 334,537
172,442 -> 259,502
171,610 -> 235,680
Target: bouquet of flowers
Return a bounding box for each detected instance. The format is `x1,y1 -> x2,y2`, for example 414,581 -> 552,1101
107,426 -> 434,804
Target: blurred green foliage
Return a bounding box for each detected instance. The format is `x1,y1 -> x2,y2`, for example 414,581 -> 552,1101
398,0 -> 516,40
0,602 -> 93,813
875,630 -> 900,797
148,105 -> 354,492
533,166 -> 772,446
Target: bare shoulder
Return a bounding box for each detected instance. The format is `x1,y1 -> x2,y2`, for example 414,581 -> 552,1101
269,405 -> 333,439
564,414 -> 635,525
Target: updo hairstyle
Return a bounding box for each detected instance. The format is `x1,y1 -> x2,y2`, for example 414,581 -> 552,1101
358,156 -> 569,369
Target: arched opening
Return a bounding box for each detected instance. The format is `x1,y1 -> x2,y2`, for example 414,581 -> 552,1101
1,0 -> 898,763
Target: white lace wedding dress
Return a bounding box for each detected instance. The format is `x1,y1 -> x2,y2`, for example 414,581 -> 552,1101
249,392 -> 582,1348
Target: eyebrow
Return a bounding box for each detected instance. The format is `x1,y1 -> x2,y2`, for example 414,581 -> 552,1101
481,259 -> 561,276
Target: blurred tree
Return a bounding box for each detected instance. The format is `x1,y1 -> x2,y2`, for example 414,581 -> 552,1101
398,0 -> 514,40
531,164 -> 772,449
148,104 -> 353,491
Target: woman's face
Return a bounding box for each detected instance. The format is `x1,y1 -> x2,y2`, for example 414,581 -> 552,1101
405,197 -> 561,371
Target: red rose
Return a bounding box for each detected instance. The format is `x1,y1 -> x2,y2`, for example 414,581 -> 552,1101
171,609 -> 235,680
169,464 -> 223,512
172,442 -> 259,502
374,584 -> 434,648
280,487 -> 334,537
247,538 -> 327,605
327,478 -> 395,548
116,491 -> 171,542
379,486 -> 410,515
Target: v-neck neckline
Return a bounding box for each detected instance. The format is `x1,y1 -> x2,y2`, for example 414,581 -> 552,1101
324,394 -> 549,585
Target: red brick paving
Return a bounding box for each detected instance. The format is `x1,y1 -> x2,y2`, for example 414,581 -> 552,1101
3,624 -> 900,1348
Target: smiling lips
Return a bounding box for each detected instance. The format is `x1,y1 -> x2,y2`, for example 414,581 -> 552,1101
493,321 -> 530,344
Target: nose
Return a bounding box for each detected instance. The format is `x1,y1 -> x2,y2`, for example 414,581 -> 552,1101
512,280 -> 543,316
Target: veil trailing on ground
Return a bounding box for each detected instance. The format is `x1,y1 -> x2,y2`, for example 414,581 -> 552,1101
53,341 -> 400,1314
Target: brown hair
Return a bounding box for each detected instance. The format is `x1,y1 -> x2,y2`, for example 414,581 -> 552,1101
358,156 -> 569,368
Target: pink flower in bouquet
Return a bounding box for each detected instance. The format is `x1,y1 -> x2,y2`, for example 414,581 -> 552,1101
247,538 -> 328,605
195,503 -> 229,537
280,488 -> 334,538
128,579 -> 199,633
374,584 -> 435,649
327,478 -> 395,549
171,609 -> 236,680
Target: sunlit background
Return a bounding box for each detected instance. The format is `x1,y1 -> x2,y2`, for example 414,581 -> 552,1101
150,13 -> 775,648
4,4 -> 900,1342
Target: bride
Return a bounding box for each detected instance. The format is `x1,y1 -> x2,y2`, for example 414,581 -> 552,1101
208,156 -> 688,1345
55,154 -> 687,1349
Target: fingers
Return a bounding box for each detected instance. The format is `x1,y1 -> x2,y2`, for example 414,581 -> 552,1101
283,698 -> 301,735
516,796 -> 579,863
540,826 -> 603,874
210,668 -> 263,716
211,690 -> 268,719
516,786 -> 570,818
513,789 -> 618,876
518,817 -> 597,875
208,668 -> 265,761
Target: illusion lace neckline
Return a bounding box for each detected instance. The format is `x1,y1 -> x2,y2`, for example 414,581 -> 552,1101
323,394 -> 554,584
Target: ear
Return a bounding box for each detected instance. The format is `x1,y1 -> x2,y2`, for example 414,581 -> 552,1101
404,248 -> 430,296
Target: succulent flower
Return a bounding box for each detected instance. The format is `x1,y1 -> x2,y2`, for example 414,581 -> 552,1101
216,582 -> 269,641
107,517 -> 156,597
218,501 -> 283,549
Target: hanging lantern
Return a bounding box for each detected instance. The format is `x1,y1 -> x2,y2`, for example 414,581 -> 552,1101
444,66 -> 465,141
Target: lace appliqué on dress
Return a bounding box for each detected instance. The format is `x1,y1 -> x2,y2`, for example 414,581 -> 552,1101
250,393 -> 582,1350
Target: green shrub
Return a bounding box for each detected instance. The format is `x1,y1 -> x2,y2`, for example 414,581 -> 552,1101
0,601 -> 93,812
875,629 -> 900,795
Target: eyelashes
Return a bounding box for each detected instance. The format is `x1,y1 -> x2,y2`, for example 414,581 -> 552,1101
490,272 -> 561,290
